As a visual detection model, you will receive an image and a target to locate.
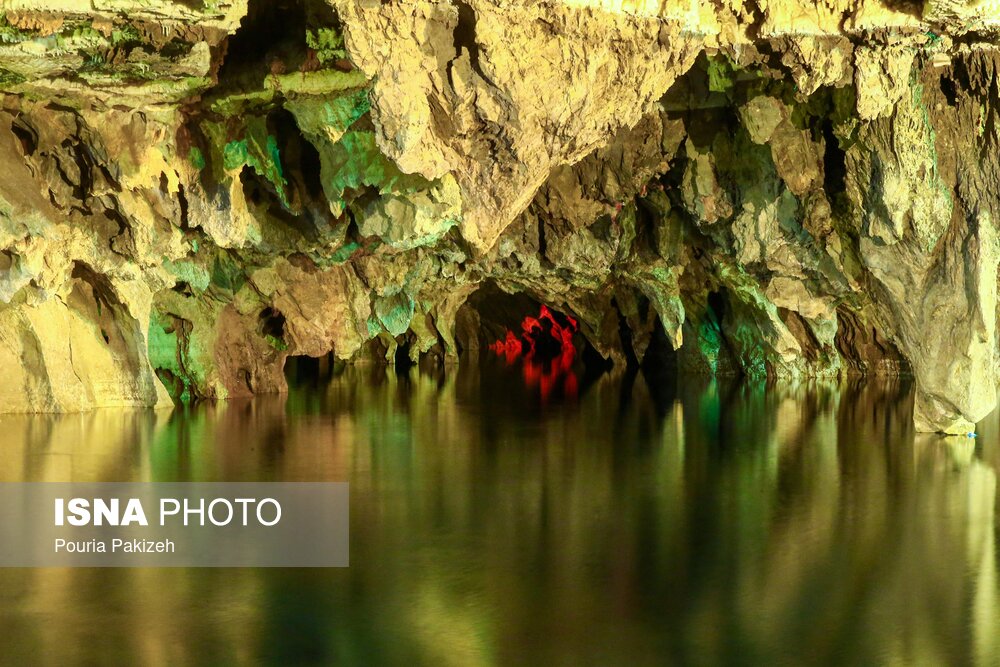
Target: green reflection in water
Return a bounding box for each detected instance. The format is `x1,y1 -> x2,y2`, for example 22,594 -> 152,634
0,365 -> 998,666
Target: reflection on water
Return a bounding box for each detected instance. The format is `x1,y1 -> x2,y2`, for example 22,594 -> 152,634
487,303 -> 581,403
1,364 -> 999,666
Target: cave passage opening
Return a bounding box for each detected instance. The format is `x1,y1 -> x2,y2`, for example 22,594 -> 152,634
463,283 -> 583,404
280,281 -> 687,404
216,0 -> 341,90
463,283 -> 583,363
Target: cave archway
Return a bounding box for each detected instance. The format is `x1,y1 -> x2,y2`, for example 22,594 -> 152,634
458,282 -> 613,404
460,282 -> 546,355
216,0 -> 339,89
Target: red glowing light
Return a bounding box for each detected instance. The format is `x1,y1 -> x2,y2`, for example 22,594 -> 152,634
488,330 -> 523,365
489,304 -> 580,402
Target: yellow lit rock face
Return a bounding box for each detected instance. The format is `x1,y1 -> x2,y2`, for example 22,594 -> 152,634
0,0 -> 998,432
2,0 -> 249,31
336,0 -> 706,252
0,292 -> 170,412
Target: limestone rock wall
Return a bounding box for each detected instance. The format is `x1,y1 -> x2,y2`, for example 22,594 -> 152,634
0,0 -> 998,433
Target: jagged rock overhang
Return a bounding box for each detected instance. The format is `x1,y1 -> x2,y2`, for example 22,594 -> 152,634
0,0 -> 998,435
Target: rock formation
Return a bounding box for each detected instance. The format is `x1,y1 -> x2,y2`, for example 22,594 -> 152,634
0,0 -> 998,433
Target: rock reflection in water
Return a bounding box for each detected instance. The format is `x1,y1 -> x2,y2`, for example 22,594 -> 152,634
0,367 -> 998,666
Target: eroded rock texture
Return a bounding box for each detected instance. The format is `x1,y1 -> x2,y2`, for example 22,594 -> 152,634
0,0 -> 998,432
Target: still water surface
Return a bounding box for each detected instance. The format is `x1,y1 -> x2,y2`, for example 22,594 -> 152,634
1,363 -> 999,666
